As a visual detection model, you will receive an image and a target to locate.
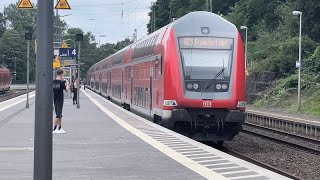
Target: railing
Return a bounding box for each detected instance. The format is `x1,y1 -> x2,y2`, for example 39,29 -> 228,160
245,110 -> 320,137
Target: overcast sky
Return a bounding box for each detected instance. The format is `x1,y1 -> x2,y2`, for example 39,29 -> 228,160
0,0 -> 154,44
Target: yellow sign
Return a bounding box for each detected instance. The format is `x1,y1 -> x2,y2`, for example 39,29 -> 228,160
17,0 -> 33,9
53,61 -> 61,68
55,0 -> 71,9
61,41 -> 68,48
53,56 -> 60,68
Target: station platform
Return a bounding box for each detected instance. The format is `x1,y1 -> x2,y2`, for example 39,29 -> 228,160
246,105 -> 320,124
10,84 -> 36,90
0,89 -> 291,180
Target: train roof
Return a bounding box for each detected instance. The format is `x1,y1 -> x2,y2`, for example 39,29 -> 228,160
170,11 -> 237,36
88,11 -> 238,72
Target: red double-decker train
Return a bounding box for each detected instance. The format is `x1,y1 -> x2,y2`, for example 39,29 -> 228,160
0,67 -> 10,93
87,11 -> 246,144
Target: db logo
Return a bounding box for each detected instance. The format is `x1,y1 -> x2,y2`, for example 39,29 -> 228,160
203,101 -> 212,107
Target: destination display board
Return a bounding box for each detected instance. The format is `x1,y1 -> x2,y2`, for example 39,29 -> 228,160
179,37 -> 233,49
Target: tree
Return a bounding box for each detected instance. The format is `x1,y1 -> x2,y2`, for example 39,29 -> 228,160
147,0 -> 170,34
0,12 -> 5,38
291,0 -> 320,43
4,3 -> 37,33
0,29 -> 26,81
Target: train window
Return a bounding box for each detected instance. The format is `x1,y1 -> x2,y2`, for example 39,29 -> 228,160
155,60 -> 158,79
152,36 -> 156,45
128,66 -> 131,80
160,57 -> 163,75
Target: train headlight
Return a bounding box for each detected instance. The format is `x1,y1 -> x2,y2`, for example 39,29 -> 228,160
163,100 -> 177,106
216,84 -> 221,90
237,101 -> 246,108
193,83 -> 199,90
222,84 -> 228,90
187,83 -> 193,89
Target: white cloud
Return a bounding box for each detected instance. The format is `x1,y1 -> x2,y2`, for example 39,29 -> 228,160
1,0 -> 154,44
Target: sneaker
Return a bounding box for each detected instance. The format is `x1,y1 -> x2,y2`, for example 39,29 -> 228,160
58,128 -> 66,134
52,129 -> 60,134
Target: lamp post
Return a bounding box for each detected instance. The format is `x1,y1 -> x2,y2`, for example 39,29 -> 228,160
240,26 -> 248,69
14,57 -> 17,82
25,32 -> 32,109
293,10 -> 302,112
76,34 -> 83,109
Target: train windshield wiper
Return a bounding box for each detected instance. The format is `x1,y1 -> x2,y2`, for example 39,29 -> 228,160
204,68 -> 224,90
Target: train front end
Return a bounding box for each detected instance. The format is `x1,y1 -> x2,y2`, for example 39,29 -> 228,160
162,12 -> 246,142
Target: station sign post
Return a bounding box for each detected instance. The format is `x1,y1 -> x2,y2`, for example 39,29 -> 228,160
25,32 -> 32,109
76,33 -> 83,109
34,0 -> 54,179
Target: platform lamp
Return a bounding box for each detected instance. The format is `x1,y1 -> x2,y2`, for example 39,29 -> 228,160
25,32 -> 32,108
76,33 -> 83,108
293,11 -> 302,112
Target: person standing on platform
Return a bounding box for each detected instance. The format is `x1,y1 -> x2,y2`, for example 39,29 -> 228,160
83,79 -> 86,90
53,69 -> 68,134
73,78 -> 79,105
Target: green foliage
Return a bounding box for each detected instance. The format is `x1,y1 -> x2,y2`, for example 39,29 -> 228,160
147,0 -> 170,33
255,47 -> 320,116
4,3 -> 37,33
0,13 -> 5,38
147,0 -> 238,33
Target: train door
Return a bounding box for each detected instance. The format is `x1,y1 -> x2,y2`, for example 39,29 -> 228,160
149,66 -> 153,114
130,67 -> 133,105
121,68 -> 124,99
108,70 -> 111,96
0,72 -> 2,90
0,72 -> 3,91
99,72 -> 102,93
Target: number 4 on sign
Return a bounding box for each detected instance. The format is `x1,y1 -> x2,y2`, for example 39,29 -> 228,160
72,49 -> 76,56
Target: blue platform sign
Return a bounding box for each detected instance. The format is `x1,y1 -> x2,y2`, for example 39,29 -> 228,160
59,48 -> 77,58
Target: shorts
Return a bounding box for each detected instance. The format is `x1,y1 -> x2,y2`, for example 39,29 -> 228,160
54,98 -> 64,118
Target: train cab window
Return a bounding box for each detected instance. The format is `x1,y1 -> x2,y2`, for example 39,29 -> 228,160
160,57 -> 163,75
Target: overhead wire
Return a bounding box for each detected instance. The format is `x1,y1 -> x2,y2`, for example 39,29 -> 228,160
72,0 -> 136,7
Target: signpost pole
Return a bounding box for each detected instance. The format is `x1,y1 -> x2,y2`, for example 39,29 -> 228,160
76,34 -> 83,109
33,0 -> 53,179
77,42 -> 81,108
26,38 -> 30,108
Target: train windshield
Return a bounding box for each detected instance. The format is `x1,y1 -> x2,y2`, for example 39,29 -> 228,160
179,37 -> 233,80
180,49 -> 232,80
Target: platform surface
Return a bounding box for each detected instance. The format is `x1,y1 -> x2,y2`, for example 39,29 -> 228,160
0,89 -> 292,180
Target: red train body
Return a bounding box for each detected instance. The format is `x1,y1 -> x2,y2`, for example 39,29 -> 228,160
87,12 -> 246,143
0,67 -> 10,92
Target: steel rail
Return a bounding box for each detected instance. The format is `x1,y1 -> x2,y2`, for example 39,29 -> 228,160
245,122 -> 320,143
221,147 -> 302,180
241,128 -> 320,155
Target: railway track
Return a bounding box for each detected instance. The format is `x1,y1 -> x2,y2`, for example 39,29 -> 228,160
246,110 -> 320,139
242,125 -> 320,155
0,89 -> 33,102
221,147 -> 302,180
217,113 -> 320,180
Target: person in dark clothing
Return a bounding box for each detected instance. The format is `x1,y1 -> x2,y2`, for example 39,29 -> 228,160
72,78 -> 79,105
53,69 -> 68,134
83,79 -> 86,90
